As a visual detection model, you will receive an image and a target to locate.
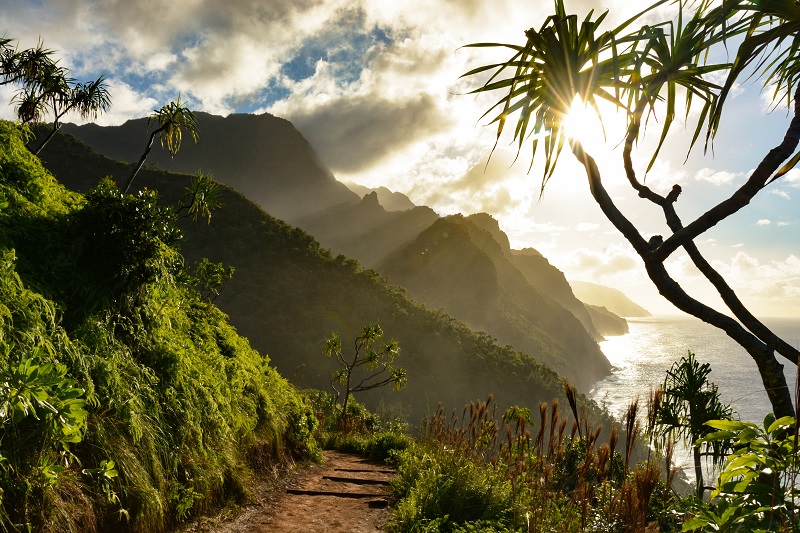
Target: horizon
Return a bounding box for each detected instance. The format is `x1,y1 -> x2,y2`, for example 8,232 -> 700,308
2,0 -> 799,318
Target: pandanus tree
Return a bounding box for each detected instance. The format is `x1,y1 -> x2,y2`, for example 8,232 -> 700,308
657,352 -> 734,499
464,0 -> 800,417
1,37 -> 110,155
123,96 -> 199,193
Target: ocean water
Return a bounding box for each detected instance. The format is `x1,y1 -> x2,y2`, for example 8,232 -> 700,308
590,315 -> 799,479
591,315 -> 800,424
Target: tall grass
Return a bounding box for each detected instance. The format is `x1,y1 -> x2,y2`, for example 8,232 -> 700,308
389,386 -> 676,533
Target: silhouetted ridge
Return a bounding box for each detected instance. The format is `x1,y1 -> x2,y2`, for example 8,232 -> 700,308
60,112 -> 359,221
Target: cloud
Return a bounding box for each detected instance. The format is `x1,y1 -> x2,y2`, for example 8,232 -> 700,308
709,253 -> 800,315
770,189 -> 791,200
92,80 -> 159,126
576,223 -> 600,232
567,246 -> 640,278
784,169 -> 800,188
694,168 -> 743,186
756,219 -> 771,226
282,93 -> 451,173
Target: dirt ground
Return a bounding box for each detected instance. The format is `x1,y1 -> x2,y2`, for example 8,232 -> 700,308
181,451 -> 395,533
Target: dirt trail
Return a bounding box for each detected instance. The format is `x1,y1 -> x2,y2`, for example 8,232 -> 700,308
184,451 -> 395,532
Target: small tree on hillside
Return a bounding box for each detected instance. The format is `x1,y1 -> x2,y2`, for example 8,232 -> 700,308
324,323 -> 407,427
124,95 -> 199,193
464,0 -> 799,417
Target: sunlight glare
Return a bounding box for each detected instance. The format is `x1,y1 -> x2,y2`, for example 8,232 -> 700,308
562,95 -> 604,146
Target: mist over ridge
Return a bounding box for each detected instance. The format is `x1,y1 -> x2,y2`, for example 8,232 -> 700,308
47,112 -> 647,397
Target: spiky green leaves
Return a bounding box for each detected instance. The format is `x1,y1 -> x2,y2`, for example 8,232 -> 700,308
150,95 -> 199,158
463,0 -> 800,186
463,0 -> 667,190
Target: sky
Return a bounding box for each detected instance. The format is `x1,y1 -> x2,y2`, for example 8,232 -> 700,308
1,0 -> 798,317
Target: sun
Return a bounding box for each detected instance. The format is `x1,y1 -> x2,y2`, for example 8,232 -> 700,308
562,95 -> 605,146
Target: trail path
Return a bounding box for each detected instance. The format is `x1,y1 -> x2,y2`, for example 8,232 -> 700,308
185,451 -> 395,532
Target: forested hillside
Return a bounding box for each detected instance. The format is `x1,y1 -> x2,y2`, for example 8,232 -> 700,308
38,129 -> 577,425
0,122 -> 317,531
379,215 -> 611,389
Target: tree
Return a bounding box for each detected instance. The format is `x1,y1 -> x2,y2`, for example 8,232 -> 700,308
0,39 -> 55,88
656,352 -> 734,500
175,173 -> 223,223
123,95 -> 199,193
1,37 -> 110,155
324,323 -> 407,427
464,0 -> 799,417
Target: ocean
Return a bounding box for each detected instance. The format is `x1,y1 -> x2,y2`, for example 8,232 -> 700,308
590,315 -> 800,425
590,315 -> 800,480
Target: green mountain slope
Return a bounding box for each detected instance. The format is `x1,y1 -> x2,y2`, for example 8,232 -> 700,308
37,130 -> 574,426
294,190 -> 439,268
379,215 -> 611,390
0,122 -> 317,530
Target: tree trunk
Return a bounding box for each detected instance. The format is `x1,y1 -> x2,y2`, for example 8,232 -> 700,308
123,126 -> 164,193
692,445 -> 704,500
31,122 -> 60,155
570,140 -> 796,418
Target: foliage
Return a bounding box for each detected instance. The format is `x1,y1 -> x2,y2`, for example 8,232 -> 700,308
125,95 -> 200,193
0,120 -> 318,530
657,352 -> 735,499
325,323 -> 407,427
1,37 -> 111,155
178,173 -> 223,223
683,414 -> 800,532
35,123 -> 580,429
388,395 -> 672,533
182,257 -> 235,302
464,0 -> 800,417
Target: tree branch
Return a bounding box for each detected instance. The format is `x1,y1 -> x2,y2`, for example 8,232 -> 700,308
654,84 -> 800,262
570,139 -> 795,417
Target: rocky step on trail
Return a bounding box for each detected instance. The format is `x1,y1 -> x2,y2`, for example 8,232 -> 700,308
184,450 -> 395,532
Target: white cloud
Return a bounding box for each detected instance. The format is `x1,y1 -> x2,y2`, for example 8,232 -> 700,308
756,219 -> 771,226
694,168 -> 743,186
576,223 -> 599,232
784,169 -> 800,188
770,189 -> 791,200
709,253 -> 800,316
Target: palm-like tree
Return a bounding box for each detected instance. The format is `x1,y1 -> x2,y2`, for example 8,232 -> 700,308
176,173 -> 223,223
18,71 -> 111,155
657,352 -> 734,500
123,96 -> 199,193
465,0 -> 800,417
2,37 -> 110,155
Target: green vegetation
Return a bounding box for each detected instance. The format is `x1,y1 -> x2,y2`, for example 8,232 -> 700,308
465,0 -> 799,417
380,356 -> 798,532
656,352 -> 734,500
35,127 -> 581,427
0,120 -> 317,531
685,414 -> 799,532
387,393 -> 673,533
0,37 -> 110,155
124,96 -> 199,193
324,323 -> 407,427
